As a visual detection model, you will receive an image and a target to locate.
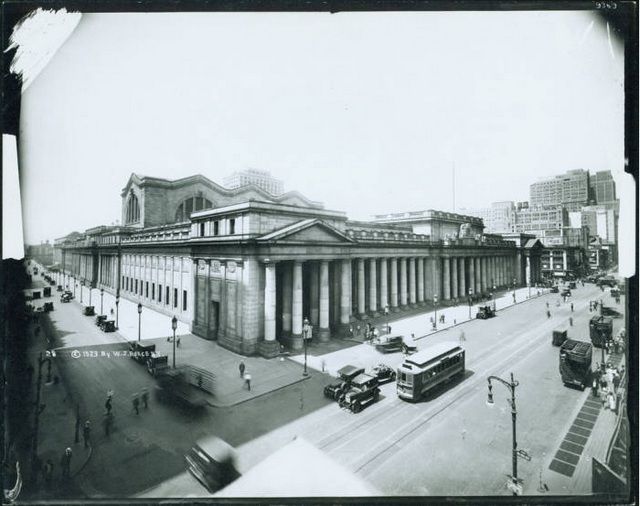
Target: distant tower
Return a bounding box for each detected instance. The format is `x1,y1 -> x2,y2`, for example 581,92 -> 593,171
223,169 -> 284,196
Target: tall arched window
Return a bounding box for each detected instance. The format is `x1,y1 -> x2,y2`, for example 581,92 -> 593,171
174,196 -> 213,222
125,191 -> 140,224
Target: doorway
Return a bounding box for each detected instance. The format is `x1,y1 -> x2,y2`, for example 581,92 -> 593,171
209,300 -> 219,340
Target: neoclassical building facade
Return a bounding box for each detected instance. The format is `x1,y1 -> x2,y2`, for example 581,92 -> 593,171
55,174 -> 543,357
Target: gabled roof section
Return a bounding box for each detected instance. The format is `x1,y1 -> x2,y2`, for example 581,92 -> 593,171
257,219 -> 355,244
120,173 -> 323,208
524,238 -> 544,249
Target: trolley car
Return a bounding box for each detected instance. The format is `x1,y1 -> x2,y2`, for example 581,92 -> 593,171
396,342 -> 465,401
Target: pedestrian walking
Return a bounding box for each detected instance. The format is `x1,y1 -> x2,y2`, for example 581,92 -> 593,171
43,459 -> 54,488
141,387 -> 149,409
459,330 -> 466,344
244,372 -> 252,391
570,303 -> 574,312
601,384 -> 609,409
103,412 -> 114,436
239,361 -> 246,378
546,310 -> 551,319
176,337 -> 181,347
545,301 -> 549,309
592,373 -> 599,398
60,448 -> 72,479
105,395 -> 112,415
613,370 -> 621,393
83,420 -> 91,448
132,393 -> 140,415
569,317 -> 573,327
110,307 -> 114,316
607,390 -> 616,412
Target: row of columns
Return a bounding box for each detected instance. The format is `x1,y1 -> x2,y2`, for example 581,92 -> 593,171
263,254 -> 517,345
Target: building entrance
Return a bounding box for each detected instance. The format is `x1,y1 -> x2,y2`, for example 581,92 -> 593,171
209,300 -> 219,340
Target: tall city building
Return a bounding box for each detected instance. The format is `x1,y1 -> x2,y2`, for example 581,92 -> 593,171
529,169 -> 590,211
589,170 -> 616,204
223,169 -> 284,196
459,201 -> 515,234
513,205 -> 568,234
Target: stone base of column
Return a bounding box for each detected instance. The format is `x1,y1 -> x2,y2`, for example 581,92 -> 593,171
369,311 -> 380,318
358,313 -> 369,320
336,323 -> 354,338
317,327 -> 331,342
285,334 -> 304,351
258,340 -> 280,359
391,306 -> 400,313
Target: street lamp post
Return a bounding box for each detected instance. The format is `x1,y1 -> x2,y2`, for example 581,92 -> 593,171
512,278 -> 517,303
89,284 -> 92,307
100,288 -> 104,315
73,277 -> 76,298
302,317 -> 310,376
171,316 -> 178,368
433,295 -> 438,330
137,303 -> 142,342
487,372 -> 521,496
115,293 -> 120,329
468,288 -> 473,320
80,280 -> 83,304
492,283 -> 497,311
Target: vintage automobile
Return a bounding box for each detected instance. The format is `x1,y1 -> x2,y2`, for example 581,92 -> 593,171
600,306 -> 622,318
338,373 -> 380,413
43,287 -> 52,297
597,276 -> 617,288
476,306 -> 496,319
552,327 -> 568,346
560,288 -> 572,297
185,438 -> 240,493
43,302 -> 54,312
83,306 -> 96,316
610,287 -> 621,298
56,285 -> 63,292
96,314 -> 108,327
374,334 -> 406,353
130,341 -> 157,364
102,320 -> 116,332
147,354 -> 170,376
568,281 -> 577,289
550,286 -> 559,293
60,293 -> 72,303
324,365 -> 365,400
371,364 -> 396,385
155,368 -> 208,409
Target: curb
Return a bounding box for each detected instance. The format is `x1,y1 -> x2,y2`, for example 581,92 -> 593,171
205,374 -> 311,408
71,445 -> 93,478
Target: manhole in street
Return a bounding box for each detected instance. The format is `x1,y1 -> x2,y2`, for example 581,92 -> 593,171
124,431 -> 141,444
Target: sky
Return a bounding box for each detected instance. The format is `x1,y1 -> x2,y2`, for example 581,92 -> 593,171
17,10 -> 626,245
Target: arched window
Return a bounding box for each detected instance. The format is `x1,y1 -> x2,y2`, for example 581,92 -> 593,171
175,196 -> 213,222
125,191 -> 140,224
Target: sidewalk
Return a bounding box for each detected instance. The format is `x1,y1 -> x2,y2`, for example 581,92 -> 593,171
141,334 -> 310,407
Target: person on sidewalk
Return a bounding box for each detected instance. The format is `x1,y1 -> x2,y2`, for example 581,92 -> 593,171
570,302 -> 574,312
569,317 -> 573,327
60,448 -> 72,479
105,395 -> 112,415
239,361 -> 246,378
132,393 -> 140,415
459,330 -> 466,344
613,370 -> 621,393
600,383 -> 609,409
83,420 -> 91,448
592,373 -> 600,398
244,372 -> 252,391
141,387 -> 149,409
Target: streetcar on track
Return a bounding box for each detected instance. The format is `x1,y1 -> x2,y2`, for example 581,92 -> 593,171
396,342 -> 465,402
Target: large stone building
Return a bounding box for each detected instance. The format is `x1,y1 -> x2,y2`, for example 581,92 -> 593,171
529,169 -> 591,212
55,174 -> 542,357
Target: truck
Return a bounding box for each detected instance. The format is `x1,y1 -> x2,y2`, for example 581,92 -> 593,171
155,368 -> 208,409
589,315 -> 613,348
552,327 -> 568,346
559,339 -> 592,390
324,365 -> 365,400
476,306 -> 496,319
338,373 -> 380,413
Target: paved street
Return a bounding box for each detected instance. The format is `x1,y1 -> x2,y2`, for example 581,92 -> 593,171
27,270 -> 626,499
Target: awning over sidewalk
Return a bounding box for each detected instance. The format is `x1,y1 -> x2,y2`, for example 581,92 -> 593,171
215,437 -> 378,497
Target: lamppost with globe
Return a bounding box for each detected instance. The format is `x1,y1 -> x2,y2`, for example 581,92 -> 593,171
80,280 -> 84,304
100,288 -> 104,316
137,303 -> 143,342
467,288 -> 473,320
302,317 -> 310,376
115,293 -> 120,329
171,316 -> 178,368
487,373 -> 521,496
433,295 -> 438,329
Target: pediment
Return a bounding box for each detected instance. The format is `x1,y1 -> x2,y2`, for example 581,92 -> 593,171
257,219 -> 354,244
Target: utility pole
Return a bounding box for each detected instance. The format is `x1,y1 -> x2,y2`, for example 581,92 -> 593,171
31,353 -> 47,476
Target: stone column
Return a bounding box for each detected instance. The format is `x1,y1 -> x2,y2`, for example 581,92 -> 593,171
469,257 -> 475,295
264,263 -> 276,342
525,256 -> 532,286
459,257 -> 466,297
368,258 -> 378,314
340,259 -> 352,325
309,262 -> 319,326
379,258 -> 388,312
417,258 -> 425,304
318,260 -> 330,341
516,252 -> 523,285
399,258 -> 408,306
409,257 -> 417,306
357,258 -> 366,317
282,264 -> 292,336
390,258 -> 399,309
481,257 -> 488,292
443,257 -> 451,300
451,257 -> 458,299
424,258 -> 433,301
291,261 -> 303,342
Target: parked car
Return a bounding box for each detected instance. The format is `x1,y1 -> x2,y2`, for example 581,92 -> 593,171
324,365 -> 365,400
84,306 -> 96,316
338,373 -> 380,413
476,306 -> 496,319
43,302 -> 54,312
102,320 -> 116,332
550,286 -> 559,293
371,364 -> 396,384
96,314 -> 107,327
374,334 -> 405,353
568,281 -> 577,289
60,293 -> 72,303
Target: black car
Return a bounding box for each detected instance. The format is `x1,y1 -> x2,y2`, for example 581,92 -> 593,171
550,286 -> 559,293
371,364 -> 396,384
324,365 -> 365,400
560,288 -> 572,297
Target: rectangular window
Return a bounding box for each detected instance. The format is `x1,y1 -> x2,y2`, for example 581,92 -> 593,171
122,276 -> 125,289
152,283 -> 155,300
166,286 -> 170,305
183,290 -> 187,311
135,279 -> 138,293
145,282 -> 149,298
229,218 -> 236,235
158,284 -> 162,303
174,288 -> 178,308
199,222 -> 205,237
213,221 -> 219,235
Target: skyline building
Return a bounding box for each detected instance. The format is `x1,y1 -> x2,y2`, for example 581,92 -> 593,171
223,169 -> 284,196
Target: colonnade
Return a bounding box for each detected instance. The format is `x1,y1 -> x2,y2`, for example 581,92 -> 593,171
262,253 -> 517,345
